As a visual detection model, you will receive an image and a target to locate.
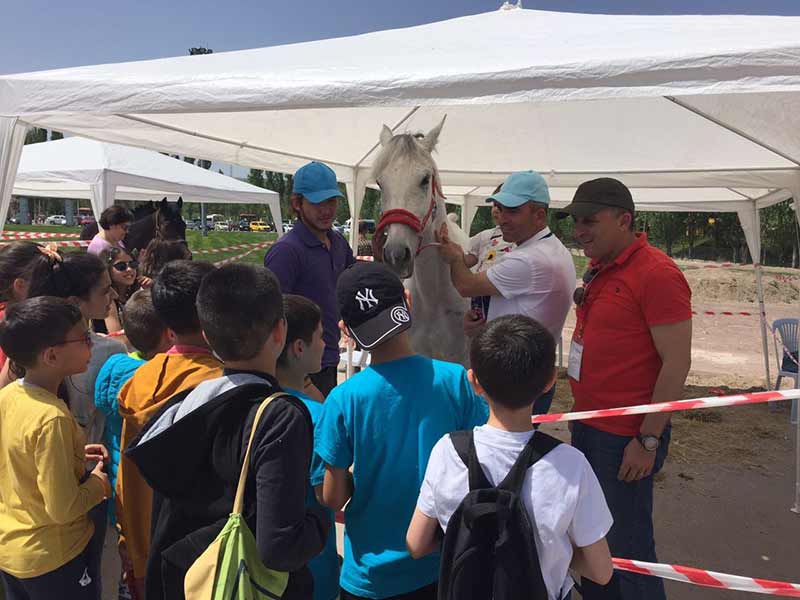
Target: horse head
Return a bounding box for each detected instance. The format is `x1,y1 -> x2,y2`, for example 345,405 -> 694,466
156,197 -> 186,241
372,117 -> 446,279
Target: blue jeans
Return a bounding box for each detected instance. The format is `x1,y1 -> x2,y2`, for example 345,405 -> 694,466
571,422 -> 671,600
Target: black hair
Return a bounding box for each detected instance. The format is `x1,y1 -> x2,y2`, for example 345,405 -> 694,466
196,264 -> 284,361
0,296 -> 84,378
99,205 -> 133,230
140,239 -> 192,279
27,252 -> 107,301
0,241 -> 57,304
469,315 -> 556,410
151,260 -> 215,334
277,295 -> 322,367
122,289 -> 166,356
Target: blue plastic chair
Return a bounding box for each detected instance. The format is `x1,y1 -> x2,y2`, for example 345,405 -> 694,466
772,318 -> 799,424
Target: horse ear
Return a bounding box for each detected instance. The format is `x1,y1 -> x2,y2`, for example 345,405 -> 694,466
379,125 -> 393,147
421,115 -> 446,153
177,196 -> 183,210
160,197 -> 168,208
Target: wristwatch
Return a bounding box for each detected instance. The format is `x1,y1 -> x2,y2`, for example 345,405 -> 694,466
636,433 -> 660,452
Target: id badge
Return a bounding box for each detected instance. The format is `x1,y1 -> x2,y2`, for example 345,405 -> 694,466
568,340 -> 583,381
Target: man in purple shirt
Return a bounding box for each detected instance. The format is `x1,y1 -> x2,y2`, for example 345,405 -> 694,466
265,161 -> 356,396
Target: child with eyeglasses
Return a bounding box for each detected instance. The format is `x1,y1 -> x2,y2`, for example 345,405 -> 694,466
0,296 -> 112,600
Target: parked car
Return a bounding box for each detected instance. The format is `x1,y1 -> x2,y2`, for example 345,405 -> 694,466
238,219 -> 251,231
7,217 -> 19,225
186,218 -> 203,231
250,221 -> 271,232
283,222 -> 294,233
45,215 -> 67,226
214,220 -> 231,231
78,215 -> 96,226
343,219 -> 376,236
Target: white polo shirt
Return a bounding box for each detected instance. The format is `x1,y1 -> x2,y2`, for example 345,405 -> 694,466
485,227 -> 576,341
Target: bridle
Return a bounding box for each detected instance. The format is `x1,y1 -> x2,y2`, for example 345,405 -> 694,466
372,174 -> 446,260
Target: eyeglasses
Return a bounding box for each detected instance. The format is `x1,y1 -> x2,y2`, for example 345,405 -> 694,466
55,331 -> 93,347
112,260 -> 138,272
573,266 -> 601,306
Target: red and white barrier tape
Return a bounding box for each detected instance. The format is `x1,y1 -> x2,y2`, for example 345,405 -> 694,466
212,242 -> 272,266
194,241 -> 273,255
613,558 -> 800,597
0,231 -> 81,239
357,255 -> 375,262
692,309 -> 754,317
531,389 -> 800,424
0,239 -> 90,248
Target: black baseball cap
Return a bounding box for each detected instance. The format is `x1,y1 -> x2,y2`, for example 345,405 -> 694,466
556,178 -> 635,219
336,262 -> 411,350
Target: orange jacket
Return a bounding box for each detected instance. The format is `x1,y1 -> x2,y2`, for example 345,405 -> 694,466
115,350 -> 222,578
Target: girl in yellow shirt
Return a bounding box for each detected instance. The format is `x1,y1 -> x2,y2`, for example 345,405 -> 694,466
0,296 -> 111,600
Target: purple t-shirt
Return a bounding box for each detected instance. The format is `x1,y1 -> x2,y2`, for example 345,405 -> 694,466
264,221 -> 355,368
87,234 -> 125,256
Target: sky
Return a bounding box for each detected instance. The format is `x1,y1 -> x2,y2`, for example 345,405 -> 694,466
2,0 -> 800,75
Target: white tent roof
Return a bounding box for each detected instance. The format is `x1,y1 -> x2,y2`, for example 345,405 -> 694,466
12,137 -> 282,231
2,6 -> 800,211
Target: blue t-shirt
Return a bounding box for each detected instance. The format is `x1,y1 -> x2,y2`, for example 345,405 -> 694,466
313,355 -> 489,599
285,388 -> 339,600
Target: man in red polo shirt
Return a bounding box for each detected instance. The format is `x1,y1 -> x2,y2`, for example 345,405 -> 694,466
557,178 -> 692,600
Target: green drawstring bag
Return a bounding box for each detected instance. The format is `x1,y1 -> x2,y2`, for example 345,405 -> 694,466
184,393 -> 290,600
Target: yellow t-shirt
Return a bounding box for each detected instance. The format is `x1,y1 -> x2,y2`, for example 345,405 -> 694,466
0,381 -> 106,578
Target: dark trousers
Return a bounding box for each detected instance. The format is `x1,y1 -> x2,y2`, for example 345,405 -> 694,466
340,582 -> 437,600
571,421 -> 670,600
1,542 -> 98,600
310,365 -> 339,398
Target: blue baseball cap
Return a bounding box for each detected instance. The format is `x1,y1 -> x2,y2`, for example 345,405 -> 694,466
292,161 -> 345,204
487,170 -> 550,208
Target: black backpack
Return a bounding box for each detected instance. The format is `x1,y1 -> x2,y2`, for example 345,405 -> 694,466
438,429 -> 561,600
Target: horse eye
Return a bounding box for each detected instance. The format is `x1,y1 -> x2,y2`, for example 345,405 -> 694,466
420,174 -> 430,187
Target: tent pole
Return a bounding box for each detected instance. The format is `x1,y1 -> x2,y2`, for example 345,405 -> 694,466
750,205 -> 771,389
793,414 -> 800,514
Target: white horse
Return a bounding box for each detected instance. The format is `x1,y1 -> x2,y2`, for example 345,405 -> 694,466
371,118 -> 470,365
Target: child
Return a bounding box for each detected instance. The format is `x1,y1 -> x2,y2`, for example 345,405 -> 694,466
276,294 -> 339,600
314,262 -> 489,600
406,315 -> 614,600
115,260 -> 221,597
0,296 -> 111,600
94,247 -> 140,335
126,264 -> 329,600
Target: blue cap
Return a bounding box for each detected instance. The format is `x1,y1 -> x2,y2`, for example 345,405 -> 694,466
487,170 -> 550,208
292,162 -> 345,204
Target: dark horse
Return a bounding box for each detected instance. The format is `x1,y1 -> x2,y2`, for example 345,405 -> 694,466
80,197 -> 187,254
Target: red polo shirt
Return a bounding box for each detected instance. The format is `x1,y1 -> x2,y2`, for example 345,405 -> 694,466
570,234 -> 691,436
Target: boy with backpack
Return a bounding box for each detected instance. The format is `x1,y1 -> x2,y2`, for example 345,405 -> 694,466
115,260 -> 222,597
406,315 -> 614,600
314,262 -> 489,600
126,264 -> 330,600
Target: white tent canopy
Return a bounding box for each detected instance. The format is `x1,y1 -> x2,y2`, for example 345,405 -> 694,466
1,5 -> 800,387
11,137 -> 282,231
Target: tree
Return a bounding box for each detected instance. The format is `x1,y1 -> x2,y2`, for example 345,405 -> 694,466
24,128 -> 48,145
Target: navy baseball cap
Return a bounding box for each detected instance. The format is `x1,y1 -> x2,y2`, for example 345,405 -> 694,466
337,262 -> 411,350
292,161 -> 345,204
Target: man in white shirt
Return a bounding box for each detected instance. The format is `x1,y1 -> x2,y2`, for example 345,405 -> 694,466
437,170 -> 576,415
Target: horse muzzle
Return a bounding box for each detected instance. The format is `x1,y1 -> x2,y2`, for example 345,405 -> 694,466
381,240 -> 415,279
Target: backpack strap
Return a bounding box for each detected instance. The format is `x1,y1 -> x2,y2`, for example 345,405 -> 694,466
449,430 -> 492,491
232,392 -> 289,515
498,431 -> 561,493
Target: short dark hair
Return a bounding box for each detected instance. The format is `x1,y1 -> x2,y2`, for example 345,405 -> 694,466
0,241 -> 56,303
99,205 -> 134,230
123,289 -> 166,356
152,260 -> 216,334
469,315 -> 555,410
196,264 -> 284,361
28,252 -> 107,301
140,239 -> 192,279
0,296 -> 83,378
277,295 -> 322,367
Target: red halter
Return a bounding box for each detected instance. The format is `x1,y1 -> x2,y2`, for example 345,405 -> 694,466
372,175 -> 446,261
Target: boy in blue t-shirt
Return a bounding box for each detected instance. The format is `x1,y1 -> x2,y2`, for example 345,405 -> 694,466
276,294 -> 339,600
314,262 -> 489,600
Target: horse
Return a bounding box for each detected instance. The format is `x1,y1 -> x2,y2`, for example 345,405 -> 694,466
80,198 -> 187,254
371,118 -> 471,365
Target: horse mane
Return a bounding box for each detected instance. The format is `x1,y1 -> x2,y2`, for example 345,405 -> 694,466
372,133 -> 435,181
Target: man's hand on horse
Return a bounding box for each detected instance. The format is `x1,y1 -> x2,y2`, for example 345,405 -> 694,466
463,309 -> 486,338
436,223 -> 464,265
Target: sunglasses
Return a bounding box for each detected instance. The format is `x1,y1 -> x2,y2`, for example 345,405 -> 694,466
112,260 -> 138,272
55,331 -> 93,347
573,266 -> 601,306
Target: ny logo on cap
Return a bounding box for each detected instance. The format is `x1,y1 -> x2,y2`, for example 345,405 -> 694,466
355,288 -> 378,311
